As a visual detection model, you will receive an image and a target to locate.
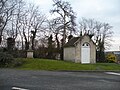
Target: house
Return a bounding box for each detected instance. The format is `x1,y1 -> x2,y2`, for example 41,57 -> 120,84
63,34 -> 96,64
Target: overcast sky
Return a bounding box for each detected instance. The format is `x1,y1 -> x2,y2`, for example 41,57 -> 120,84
26,0 -> 120,51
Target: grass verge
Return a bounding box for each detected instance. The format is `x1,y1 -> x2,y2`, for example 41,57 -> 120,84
13,58 -> 120,71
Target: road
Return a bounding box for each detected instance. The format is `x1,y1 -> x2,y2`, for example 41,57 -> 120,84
0,69 -> 120,90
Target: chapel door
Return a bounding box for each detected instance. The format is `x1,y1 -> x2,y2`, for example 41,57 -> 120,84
81,43 -> 90,63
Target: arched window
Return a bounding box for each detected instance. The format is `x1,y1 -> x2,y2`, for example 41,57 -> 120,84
82,42 -> 90,47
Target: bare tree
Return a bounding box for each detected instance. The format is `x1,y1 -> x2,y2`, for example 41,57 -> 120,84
0,0 -> 17,44
19,4 -> 33,50
78,18 -> 113,61
47,18 -> 62,49
6,0 -> 24,38
30,10 -> 46,50
51,0 -> 76,46
79,18 -> 113,49
18,4 -> 46,50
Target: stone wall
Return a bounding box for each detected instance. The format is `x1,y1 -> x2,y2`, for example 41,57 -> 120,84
27,51 -> 34,58
64,47 -> 75,62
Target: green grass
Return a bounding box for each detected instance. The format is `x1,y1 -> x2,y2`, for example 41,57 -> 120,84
14,58 -> 120,71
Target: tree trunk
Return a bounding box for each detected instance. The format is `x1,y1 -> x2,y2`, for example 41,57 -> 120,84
0,36 -> 2,44
55,33 -> 60,50
25,41 -> 29,50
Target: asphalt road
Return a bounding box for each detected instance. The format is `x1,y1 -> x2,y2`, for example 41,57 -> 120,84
0,69 -> 120,90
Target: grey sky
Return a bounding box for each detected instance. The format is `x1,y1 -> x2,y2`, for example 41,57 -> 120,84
27,0 -> 120,51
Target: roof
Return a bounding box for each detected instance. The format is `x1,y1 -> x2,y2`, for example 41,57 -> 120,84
64,34 -> 96,48
64,37 -> 80,47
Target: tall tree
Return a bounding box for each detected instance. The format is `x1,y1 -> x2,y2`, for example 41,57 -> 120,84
47,18 -> 61,49
51,0 -> 76,46
6,0 -> 25,41
30,10 -> 46,50
50,0 -> 76,60
19,4 -> 46,50
0,0 -> 18,44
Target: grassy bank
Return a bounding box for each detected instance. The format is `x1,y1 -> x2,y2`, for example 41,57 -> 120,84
14,58 -> 120,71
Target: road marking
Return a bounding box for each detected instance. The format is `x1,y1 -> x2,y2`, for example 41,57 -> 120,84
12,87 -> 29,90
105,72 -> 120,76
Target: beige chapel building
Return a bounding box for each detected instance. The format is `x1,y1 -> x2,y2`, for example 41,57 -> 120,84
63,34 -> 96,64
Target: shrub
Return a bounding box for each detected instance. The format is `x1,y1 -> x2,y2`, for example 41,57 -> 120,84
105,53 -> 117,63
0,52 -> 14,67
12,58 -> 27,67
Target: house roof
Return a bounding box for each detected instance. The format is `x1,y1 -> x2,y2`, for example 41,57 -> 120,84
64,37 -> 80,47
64,34 -> 96,48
